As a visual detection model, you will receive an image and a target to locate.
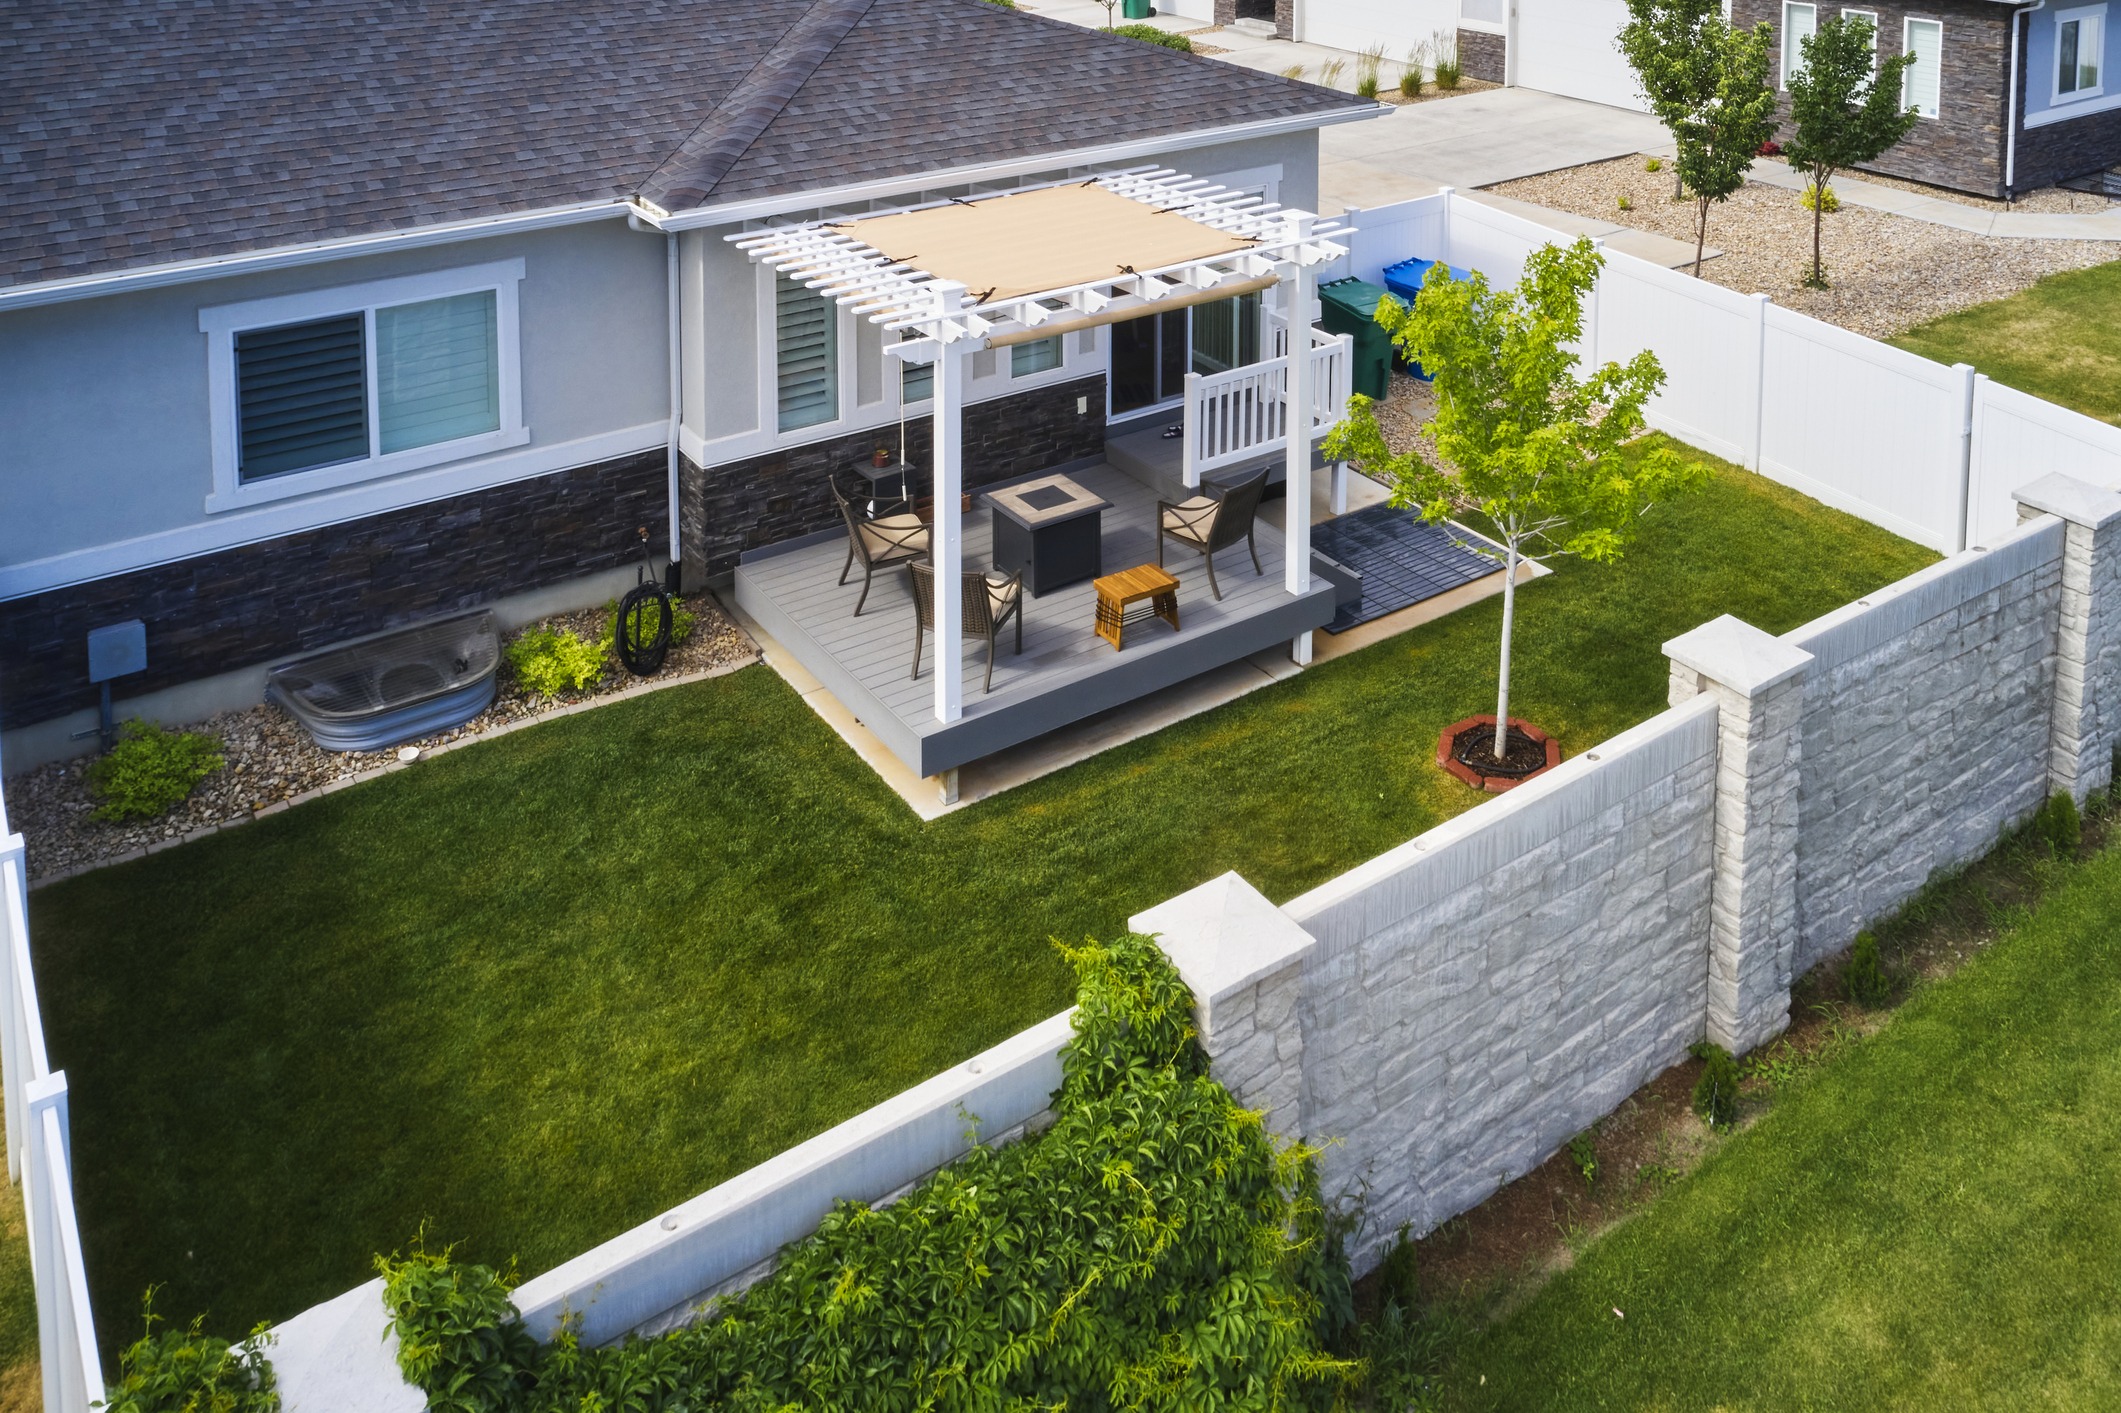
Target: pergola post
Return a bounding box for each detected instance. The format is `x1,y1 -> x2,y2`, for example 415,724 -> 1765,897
931,281 -> 968,725
1282,213 -> 1315,666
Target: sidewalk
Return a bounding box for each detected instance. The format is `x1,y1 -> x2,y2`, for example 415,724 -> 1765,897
1746,159 -> 2121,241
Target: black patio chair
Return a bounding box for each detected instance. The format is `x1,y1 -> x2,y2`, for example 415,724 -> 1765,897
1157,466 -> 1269,601
831,477 -> 929,616
906,560 -> 1024,694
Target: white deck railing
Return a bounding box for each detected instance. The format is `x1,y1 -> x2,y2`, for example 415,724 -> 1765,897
1180,326 -> 1352,488
0,773 -> 104,1413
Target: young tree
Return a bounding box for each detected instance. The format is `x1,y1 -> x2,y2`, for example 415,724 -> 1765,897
1619,0 -> 1781,277
1784,13 -> 1920,286
1322,239 -> 1706,763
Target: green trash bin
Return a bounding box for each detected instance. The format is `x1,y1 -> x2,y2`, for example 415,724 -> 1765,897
1317,276 -> 1400,403
1121,0 -> 1153,16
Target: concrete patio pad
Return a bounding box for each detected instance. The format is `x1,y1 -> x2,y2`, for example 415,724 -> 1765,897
1320,87 -> 1672,203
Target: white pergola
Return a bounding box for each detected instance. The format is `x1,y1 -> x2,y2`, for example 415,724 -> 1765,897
731,169 -> 1348,748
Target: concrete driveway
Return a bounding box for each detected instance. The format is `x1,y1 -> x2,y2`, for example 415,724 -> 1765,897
1321,87 -> 1671,210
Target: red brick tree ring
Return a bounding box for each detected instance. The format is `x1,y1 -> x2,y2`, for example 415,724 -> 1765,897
1437,714 -> 1561,793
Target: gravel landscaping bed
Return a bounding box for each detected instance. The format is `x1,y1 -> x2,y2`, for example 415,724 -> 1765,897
11,593 -> 758,885
1755,156 -> 2118,214
1490,155 -> 2121,339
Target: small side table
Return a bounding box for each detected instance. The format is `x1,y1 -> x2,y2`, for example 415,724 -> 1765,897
849,459 -> 917,512
1094,565 -> 1181,650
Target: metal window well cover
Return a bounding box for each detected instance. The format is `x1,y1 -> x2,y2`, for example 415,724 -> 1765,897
266,609 -> 500,752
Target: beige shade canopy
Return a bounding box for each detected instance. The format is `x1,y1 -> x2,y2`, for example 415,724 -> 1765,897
829,181 -> 1263,305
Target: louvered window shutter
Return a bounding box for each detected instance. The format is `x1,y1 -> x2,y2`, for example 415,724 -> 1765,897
235,315 -> 369,481
378,291 -> 500,453
777,276 -> 839,432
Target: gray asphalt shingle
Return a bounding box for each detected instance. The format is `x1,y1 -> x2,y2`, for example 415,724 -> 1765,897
2,0 -> 1368,291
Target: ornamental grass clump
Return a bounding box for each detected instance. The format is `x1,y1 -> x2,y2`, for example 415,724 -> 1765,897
1691,1041 -> 1742,1129
1844,930 -> 1889,1008
378,934 -> 1367,1411
86,721 -> 224,822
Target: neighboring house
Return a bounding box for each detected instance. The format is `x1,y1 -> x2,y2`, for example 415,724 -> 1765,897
0,0 -> 1374,770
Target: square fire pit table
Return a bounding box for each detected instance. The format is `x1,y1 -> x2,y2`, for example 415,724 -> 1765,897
985,474 -> 1111,597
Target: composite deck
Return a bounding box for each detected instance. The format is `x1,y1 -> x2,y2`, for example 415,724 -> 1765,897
735,463 -> 1337,777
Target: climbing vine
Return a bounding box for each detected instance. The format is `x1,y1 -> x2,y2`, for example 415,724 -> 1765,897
380,933 -> 1363,1411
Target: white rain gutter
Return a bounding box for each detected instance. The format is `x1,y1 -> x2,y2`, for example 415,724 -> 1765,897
632,106 -> 1385,231
2006,0 -> 2049,197
0,200 -> 630,313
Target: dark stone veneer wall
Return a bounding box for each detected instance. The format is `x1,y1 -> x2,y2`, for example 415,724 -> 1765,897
1734,0 -> 2011,196
682,374 -> 1107,584
0,451 -> 667,731
1458,29 -> 1505,85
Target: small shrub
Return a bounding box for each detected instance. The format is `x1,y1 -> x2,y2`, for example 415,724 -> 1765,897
103,1292 -> 277,1413
505,625 -> 610,699
1759,138 -> 1783,156
1845,929 -> 1889,1008
1112,22 -> 1190,50
604,595 -> 697,654
981,0 -> 1016,7
2035,791 -> 2083,857
1567,1130 -> 1599,1186
1691,1041 -> 1741,1129
1376,1222 -> 1419,1313
1645,156 -> 1663,173
86,721 -> 224,823
1617,194 -> 1634,211
378,1236 -> 535,1413
1801,182 -> 1840,213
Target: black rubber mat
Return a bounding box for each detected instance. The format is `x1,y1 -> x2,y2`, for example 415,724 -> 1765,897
1312,506 -> 1498,633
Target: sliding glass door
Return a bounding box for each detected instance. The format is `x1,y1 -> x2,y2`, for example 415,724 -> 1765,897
1107,291 -> 1263,416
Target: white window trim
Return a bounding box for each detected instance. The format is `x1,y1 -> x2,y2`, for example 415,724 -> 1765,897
1782,2 -> 1819,89
2055,4 -> 2108,105
1903,16 -> 1944,119
199,260 -> 527,513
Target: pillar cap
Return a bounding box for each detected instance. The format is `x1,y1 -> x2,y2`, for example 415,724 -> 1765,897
2014,473 -> 2121,531
1129,871 -> 1314,1008
1665,614 -> 1813,697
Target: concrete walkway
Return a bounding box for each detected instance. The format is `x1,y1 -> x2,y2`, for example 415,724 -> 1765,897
1745,159 -> 2121,240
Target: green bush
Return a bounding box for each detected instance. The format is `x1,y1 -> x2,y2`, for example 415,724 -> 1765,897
1568,1129 -> 1599,1186
1691,1042 -> 1741,1129
1113,22 -> 1191,51
1376,1222 -> 1419,1315
1645,156 -> 1663,173
504,625 -> 610,699
103,1294 -> 276,1413
86,722 -> 224,823
1845,929 -> 1889,1008
2035,791 -> 2083,857
379,934 -> 1363,1410
604,596 -> 697,656
1801,182 -> 1840,213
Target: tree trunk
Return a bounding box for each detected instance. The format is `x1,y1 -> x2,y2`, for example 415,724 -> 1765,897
1811,163 -> 1829,285
1493,540 -> 1518,762
1693,193 -> 1710,278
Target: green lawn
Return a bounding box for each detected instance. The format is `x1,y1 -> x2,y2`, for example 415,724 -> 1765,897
24,451 -> 1933,1347
1892,259 -> 2121,423
1437,831 -> 2121,1411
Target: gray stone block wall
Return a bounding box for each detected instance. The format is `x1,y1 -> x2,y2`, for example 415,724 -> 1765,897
1457,29 -> 1504,85
1783,515 -> 2064,973
1272,699 -> 1720,1271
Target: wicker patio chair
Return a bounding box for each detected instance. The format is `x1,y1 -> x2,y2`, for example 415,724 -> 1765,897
832,477 -> 930,616
1157,466 -> 1269,601
906,560 -> 1024,694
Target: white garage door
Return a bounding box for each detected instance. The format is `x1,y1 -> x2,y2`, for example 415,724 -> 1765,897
1513,0 -> 1648,112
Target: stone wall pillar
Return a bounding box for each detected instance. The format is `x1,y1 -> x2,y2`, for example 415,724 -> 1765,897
2016,474 -> 2121,803
1666,615 -> 1814,1055
1130,871 -> 1315,1140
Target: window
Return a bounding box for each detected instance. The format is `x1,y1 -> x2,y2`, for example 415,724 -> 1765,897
1011,336 -> 1061,377
899,331 -> 933,405
2058,7 -> 2106,100
200,261 -> 525,510
1191,291 -> 1262,376
1782,2 -> 1817,86
775,274 -> 839,432
1903,17 -> 1942,117
1459,0 -> 1503,28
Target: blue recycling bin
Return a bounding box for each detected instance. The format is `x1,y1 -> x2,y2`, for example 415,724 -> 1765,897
1380,256 -> 1473,382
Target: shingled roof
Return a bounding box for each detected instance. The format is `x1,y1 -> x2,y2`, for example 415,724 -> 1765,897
0,0 -> 1373,293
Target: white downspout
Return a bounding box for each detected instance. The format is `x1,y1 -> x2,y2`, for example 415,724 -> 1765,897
2006,2 -> 2048,198
665,233 -> 683,575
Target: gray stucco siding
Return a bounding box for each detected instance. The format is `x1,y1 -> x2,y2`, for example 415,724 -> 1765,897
0,217 -> 670,577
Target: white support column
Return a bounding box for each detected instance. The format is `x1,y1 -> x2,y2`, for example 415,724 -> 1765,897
1181,371 -> 1202,491
931,283 -> 968,726
1283,215 -> 1315,666
0,830 -> 24,1184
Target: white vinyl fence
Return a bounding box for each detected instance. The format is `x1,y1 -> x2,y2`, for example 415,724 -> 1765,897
0,768 -> 104,1412
1340,190 -> 2121,555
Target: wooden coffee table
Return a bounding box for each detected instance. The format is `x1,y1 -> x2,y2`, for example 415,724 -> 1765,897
1093,565 -> 1181,650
